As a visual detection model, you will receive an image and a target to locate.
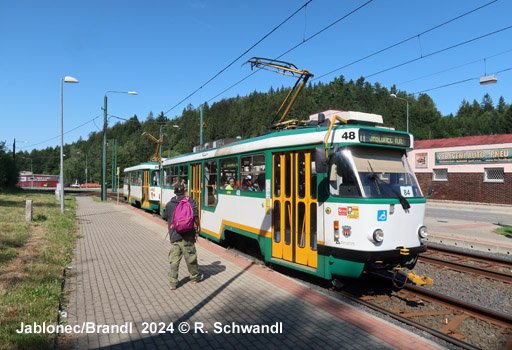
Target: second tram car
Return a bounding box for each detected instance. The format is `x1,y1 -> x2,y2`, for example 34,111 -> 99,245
123,162 -> 162,211
151,111 -> 428,280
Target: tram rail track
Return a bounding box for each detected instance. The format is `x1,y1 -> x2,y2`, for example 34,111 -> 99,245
340,272 -> 512,350
420,245 -> 512,284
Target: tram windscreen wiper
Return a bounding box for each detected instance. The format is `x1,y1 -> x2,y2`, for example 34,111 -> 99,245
367,161 -> 410,211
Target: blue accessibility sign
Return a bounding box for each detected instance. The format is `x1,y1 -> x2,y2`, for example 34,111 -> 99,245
377,210 -> 387,221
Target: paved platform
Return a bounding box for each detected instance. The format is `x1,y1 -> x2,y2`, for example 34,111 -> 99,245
425,200 -> 512,255
62,196 -> 441,350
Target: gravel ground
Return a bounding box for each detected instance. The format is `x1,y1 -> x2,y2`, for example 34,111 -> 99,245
417,243 -> 512,317
413,260 -> 512,316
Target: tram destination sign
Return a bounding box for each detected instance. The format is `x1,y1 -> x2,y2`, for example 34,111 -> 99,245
435,148 -> 512,164
359,129 -> 410,147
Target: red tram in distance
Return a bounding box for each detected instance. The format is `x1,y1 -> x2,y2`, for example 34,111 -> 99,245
17,172 -> 59,188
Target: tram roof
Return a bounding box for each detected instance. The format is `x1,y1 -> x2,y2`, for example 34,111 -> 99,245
162,125 -> 413,166
124,162 -> 160,172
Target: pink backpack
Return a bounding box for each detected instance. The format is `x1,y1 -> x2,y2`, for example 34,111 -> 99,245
172,197 -> 195,233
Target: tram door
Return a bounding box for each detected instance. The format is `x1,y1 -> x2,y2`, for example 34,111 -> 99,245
142,170 -> 150,208
189,163 -> 202,219
272,151 -> 318,268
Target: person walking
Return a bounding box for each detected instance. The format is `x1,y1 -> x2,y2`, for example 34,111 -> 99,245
164,184 -> 203,290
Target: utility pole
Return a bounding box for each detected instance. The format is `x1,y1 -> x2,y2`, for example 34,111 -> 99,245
159,126 -> 162,160
102,95 -> 108,200
199,104 -> 203,145
111,139 -> 117,193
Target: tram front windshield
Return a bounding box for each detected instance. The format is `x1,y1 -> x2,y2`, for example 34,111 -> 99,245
329,146 -> 423,199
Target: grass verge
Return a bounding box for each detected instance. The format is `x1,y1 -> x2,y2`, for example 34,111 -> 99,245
0,190 -> 77,350
494,226 -> 512,237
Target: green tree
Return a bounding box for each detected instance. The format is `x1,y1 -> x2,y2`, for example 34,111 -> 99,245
504,106 -> 512,134
0,141 -> 18,188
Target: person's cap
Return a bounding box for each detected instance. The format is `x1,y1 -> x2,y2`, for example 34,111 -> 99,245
246,175 -> 252,179
174,184 -> 185,194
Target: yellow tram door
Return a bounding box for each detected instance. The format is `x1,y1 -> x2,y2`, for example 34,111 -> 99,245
272,151 -> 317,268
189,163 -> 202,219
294,151 -> 317,268
142,170 -> 150,208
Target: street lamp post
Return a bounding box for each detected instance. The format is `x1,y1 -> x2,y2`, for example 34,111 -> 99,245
60,76 -> 79,213
390,93 -> 409,133
102,91 -> 137,201
85,153 -> 88,187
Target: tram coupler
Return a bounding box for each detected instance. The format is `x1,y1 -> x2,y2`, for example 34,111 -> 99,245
406,271 -> 434,286
391,265 -> 434,288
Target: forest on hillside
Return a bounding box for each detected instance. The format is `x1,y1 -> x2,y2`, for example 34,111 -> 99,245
4,75 -> 512,188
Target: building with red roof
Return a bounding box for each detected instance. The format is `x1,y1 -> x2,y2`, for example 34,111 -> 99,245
409,135 -> 512,204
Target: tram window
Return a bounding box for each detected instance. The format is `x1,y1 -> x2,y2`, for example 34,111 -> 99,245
285,154 -> 291,197
168,166 -> 179,187
273,200 -> 281,243
310,152 -> 317,199
124,175 -> 129,185
284,201 -> 291,245
136,171 -> 142,185
204,161 -> 217,207
298,202 -> 306,248
241,154 -> 265,192
274,155 -> 281,197
298,153 -> 306,199
310,203 -> 317,250
329,154 -> 361,197
179,165 -> 188,188
163,168 -> 170,187
220,157 -> 238,190
151,171 -> 160,186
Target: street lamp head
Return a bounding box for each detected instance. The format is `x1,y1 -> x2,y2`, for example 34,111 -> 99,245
63,76 -> 79,83
479,75 -> 497,85
127,91 -> 138,95
390,93 -> 397,99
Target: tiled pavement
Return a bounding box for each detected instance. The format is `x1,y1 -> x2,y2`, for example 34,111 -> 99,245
62,196 -> 441,349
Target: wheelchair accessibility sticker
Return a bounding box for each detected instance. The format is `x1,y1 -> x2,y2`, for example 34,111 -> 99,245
377,210 -> 387,222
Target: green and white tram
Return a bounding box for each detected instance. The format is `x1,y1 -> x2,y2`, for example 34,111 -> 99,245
159,111 -> 427,280
123,162 -> 161,211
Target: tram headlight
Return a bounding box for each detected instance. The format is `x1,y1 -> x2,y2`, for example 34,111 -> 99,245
418,226 -> 428,239
373,229 -> 384,243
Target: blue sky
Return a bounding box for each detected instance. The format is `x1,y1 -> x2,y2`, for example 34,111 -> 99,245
1,0 -> 511,152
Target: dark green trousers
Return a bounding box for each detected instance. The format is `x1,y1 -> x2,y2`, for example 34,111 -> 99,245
168,236 -> 199,287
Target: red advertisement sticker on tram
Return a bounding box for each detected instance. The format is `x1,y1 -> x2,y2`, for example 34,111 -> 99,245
338,207 -> 347,216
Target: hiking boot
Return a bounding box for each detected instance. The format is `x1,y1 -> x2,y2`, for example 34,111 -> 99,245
190,274 -> 204,284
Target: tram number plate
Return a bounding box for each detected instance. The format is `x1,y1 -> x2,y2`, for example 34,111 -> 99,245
400,186 -> 413,197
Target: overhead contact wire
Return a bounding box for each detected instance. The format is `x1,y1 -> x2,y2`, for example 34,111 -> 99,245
208,0 -> 374,102
364,25 -> 512,79
20,116 -> 100,149
163,0 -> 312,116
313,0 -> 498,81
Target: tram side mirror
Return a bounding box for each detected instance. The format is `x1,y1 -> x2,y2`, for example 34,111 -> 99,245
426,186 -> 435,198
314,147 -> 328,173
